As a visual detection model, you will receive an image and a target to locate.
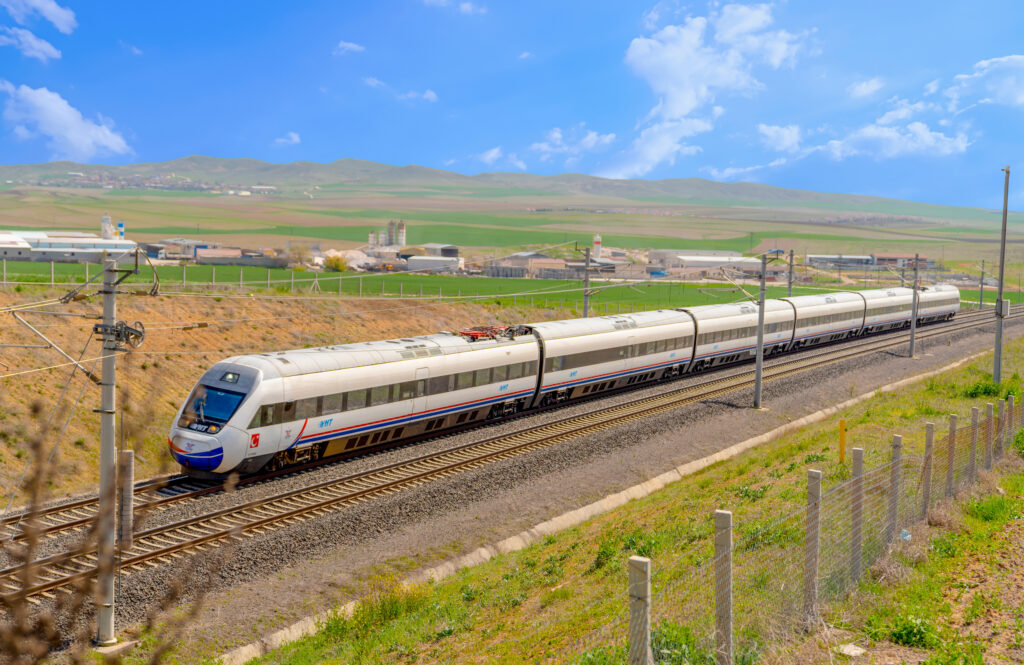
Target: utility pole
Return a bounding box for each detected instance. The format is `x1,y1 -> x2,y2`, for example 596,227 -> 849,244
583,245 -> 591,318
995,166 -> 1011,385
979,260 -> 985,309
754,253 -> 767,408
787,249 -> 794,297
909,253 -> 920,358
95,258 -> 118,646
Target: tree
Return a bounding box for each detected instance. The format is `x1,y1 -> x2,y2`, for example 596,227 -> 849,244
324,255 -> 348,272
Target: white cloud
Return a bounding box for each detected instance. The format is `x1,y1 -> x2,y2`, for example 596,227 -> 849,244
704,156 -> 787,180
443,158 -> 456,166
422,0 -> 449,5
820,121 -> 968,160
0,80 -> 130,161
363,77 -> 385,88
847,77 -> 884,99
334,40 -> 364,55
876,98 -> 932,125
924,79 -> 940,95
605,3 -> 806,178
519,51 -> 531,59
398,89 -> 438,102
118,40 -> 142,56
712,3 -> 800,68
530,125 -> 615,163
757,123 -> 800,152
0,25 -> 58,61
274,131 -> 300,146
508,153 -> 526,170
459,2 -> 486,14
946,55 -> 1024,111
0,0 -> 75,33
479,146 -> 502,165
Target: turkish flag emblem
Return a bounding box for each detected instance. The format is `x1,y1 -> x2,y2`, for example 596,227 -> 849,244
250,433 -> 260,448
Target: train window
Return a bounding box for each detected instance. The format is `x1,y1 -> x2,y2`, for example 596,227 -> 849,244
524,360 -> 538,375
296,398 -> 318,420
370,385 -> 389,406
545,357 -> 564,373
322,393 -> 344,414
398,381 -> 418,400
456,371 -> 474,389
655,339 -> 667,353
493,365 -> 508,382
643,341 -> 656,355
475,368 -> 492,385
346,389 -> 367,410
415,379 -> 426,397
281,401 -> 296,422
508,362 -> 523,380
428,375 -> 452,395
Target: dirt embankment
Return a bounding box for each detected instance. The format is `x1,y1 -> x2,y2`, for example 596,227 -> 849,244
0,289 -> 569,502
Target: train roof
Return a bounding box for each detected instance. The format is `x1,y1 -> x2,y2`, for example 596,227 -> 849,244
528,309 -> 692,340
221,331 -> 534,379
858,287 -> 915,302
780,291 -> 864,307
681,300 -> 792,321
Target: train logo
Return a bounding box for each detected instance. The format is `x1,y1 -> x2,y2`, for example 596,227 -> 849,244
250,433 -> 260,449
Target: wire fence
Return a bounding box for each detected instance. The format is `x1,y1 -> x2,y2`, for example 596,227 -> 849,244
537,398 -> 1021,664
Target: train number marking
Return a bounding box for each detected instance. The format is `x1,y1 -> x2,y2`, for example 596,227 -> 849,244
319,418 -> 333,428
250,433 -> 260,448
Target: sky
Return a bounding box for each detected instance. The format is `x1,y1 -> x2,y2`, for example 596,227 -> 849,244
1,0 -> 1023,209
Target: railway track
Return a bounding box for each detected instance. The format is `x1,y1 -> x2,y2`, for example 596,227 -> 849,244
0,306 -> 1010,603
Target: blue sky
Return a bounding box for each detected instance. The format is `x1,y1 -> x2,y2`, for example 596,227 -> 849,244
1,0 -> 1023,209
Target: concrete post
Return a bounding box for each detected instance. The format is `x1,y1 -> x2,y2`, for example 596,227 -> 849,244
985,403 -> 994,470
182,264 -> 185,286
382,280 -> 386,297
627,556 -> 654,665
714,510 -> 733,665
1009,394 -> 1017,449
888,435 -> 902,543
400,282 -> 403,298
945,414 -> 957,497
969,407 -> 979,482
291,270 -> 295,292
50,260 -> 54,286
239,267 -> 244,291
118,450 -> 134,551
997,399 -> 1006,460
804,469 -> 822,628
95,258 -> 119,645
211,265 -> 216,285
921,423 -> 934,521
267,268 -> 271,289
851,448 -> 864,584
2,258 -> 5,285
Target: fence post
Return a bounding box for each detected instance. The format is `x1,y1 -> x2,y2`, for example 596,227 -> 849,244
997,399 -> 1006,460
627,555 -> 654,665
1009,394 -> 1017,449
921,423 -> 934,521
291,270 -> 295,292
182,264 -> 186,286
969,407 -> 979,482
985,403 -> 994,470
804,469 -> 822,629
714,509 -> 733,665
239,267 -> 244,291
850,448 -> 864,584
50,260 -> 54,286
839,419 -> 847,464
887,435 -> 902,543
212,265 -> 216,285
2,258 -> 5,285
267,268 -> 271,289
400,283 -> 404,298
338,275 -> 342,295
945,414 -> 957,497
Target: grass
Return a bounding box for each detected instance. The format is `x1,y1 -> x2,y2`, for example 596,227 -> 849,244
221,333 -> 1024,665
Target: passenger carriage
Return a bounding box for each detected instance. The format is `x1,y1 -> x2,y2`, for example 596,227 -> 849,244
684,301 -> 795,372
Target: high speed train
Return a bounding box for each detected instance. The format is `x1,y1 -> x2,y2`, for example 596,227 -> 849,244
169,285 -> 960,476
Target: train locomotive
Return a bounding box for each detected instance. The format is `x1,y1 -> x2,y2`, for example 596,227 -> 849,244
169,285 -> 960,476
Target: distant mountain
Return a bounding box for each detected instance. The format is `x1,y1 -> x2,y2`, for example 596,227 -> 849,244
0,156 -> 1006,222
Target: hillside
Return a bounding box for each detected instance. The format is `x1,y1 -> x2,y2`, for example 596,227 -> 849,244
0,156 -> 1013,223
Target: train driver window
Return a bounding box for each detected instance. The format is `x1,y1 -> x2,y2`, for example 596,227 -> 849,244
370,385 -> 390,406
249,403 -> 276,429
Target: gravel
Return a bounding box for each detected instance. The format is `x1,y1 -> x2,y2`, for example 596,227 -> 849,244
21,314 -> 1024,654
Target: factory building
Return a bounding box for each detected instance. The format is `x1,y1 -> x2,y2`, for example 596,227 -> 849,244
0,214 -> 137,263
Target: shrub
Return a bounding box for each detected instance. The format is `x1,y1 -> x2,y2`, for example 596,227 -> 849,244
324,255 -> 348,272
888,613 -> 937,648
964,494 -> 1014,523
590,536 -> 618,572
961,378 -> 999,398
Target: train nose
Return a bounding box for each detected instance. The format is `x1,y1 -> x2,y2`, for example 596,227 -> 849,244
168,431 -> 224,471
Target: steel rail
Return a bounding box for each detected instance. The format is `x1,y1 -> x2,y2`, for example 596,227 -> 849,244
0,306 -> 1011,603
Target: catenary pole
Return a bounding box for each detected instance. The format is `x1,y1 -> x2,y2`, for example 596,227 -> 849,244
754,253 -> 767,408
979,260 -> 985,309
995,166 -> 1011,384
583,245 -> 591,318
95,257 -> 118,645
787,249 -> 794,297
909,253 -> 920,358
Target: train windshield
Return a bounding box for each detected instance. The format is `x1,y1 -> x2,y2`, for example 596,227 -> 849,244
181,385 -> 246,426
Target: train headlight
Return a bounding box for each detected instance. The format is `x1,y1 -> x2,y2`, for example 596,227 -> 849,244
209,425 -> 220,433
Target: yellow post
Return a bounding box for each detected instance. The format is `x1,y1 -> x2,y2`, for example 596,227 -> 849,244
839,418 -> 847,464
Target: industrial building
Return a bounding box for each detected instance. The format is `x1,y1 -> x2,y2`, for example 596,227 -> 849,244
0,214 -> 137,263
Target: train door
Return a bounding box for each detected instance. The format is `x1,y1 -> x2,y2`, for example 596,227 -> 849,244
245,381 -> 283,460
414,367 -> 429,416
